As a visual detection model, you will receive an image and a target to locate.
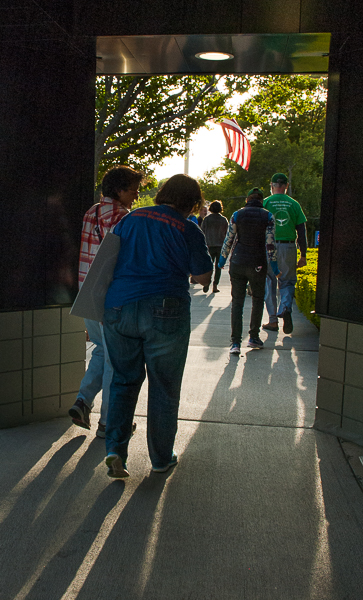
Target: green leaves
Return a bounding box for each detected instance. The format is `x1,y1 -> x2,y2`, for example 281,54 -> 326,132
95,75 -> 232,185
234,75 -> 327,138
296,249 -> 320,328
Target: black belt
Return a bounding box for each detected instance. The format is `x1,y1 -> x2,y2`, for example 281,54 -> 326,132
277,240 -> 295,243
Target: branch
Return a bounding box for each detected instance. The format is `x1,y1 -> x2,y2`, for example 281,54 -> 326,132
103,83 -> 220,151
96,76 -> 113,137
95,77 -> 149,153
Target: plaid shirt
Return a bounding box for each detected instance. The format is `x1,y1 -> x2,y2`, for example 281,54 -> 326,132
78,197 -> 128,287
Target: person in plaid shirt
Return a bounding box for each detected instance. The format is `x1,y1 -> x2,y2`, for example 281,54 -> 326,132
69,166 -> 143,438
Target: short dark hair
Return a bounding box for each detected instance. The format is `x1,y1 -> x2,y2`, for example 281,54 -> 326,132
155,174 -> 204,214
102,166 -> 143,200
209,200 -> 223,213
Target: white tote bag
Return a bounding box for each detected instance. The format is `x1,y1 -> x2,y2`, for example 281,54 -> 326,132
70,232 -> 120,322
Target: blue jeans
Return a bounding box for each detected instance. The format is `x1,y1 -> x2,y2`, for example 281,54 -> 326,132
103,295 -> 191,469
265,242 -> 297,323
77,318 -> 113,425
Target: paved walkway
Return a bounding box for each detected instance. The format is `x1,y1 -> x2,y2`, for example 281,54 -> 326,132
1,269 -> 363,600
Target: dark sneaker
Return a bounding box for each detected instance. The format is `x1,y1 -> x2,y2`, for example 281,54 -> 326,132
69,399 -> 91,430
282,310 -> 293,334
96,422 -> 106,438
106,454 -> 129,478
212,285 -> 220,293
152,453 -> 178,473
203,285 -> 209,293
262,322 -> 278,332
229,343 -> 241,355
247,337 -> 264,349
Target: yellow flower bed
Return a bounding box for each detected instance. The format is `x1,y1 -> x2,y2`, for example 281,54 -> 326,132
295,248 -> 320,329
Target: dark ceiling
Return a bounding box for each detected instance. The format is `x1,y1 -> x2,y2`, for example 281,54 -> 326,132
96,33 -> 331,76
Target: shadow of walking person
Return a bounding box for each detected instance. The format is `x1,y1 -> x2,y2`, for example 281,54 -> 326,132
74,473 -> 171,600
0,435 -> 111,600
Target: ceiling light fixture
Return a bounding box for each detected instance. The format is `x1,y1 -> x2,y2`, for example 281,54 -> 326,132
195,52 -> 234,61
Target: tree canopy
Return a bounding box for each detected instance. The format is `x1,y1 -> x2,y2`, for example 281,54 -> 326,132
95,75 -> 231,186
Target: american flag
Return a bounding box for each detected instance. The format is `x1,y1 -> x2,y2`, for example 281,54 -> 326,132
220,118 -> 251,171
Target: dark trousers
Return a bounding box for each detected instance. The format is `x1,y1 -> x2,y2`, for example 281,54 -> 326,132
208,246 -> 222,285
229,262 -> 267,343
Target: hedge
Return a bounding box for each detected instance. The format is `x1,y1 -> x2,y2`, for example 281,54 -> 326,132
295,248 -> 320,329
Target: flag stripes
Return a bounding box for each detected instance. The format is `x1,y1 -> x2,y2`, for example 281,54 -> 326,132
220,118 -> 251,171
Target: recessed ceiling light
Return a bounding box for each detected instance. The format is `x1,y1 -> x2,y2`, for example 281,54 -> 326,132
195,52 -> 234,61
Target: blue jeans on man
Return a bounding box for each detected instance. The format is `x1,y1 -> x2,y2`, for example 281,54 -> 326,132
77,318 -> 113,426
265,242 -> 297,323
103,295 -> 190,470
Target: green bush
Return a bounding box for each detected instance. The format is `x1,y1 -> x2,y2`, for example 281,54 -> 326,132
295,248 -> 320,329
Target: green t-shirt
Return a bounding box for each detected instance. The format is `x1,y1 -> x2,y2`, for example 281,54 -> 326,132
263,194 -> 306,241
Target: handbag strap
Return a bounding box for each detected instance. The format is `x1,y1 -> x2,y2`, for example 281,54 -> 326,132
94,204 -> 103,244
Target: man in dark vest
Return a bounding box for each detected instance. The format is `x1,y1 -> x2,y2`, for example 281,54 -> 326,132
218,188 -> 281,355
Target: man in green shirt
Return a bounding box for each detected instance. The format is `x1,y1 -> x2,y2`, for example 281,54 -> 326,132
263,173 -> 307,334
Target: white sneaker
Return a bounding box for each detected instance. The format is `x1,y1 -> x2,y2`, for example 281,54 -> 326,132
105,454 -> 129,478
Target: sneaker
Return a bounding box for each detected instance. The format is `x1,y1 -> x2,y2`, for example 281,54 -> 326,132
105,453 -> 129,478
262,322 -> 278,332
282,310 -> 293,334
68,399 -> 91,430
97,421 -> 137,439
212,285 -> 220,293
229,343 -> 241,355
152,454 -> 178,473
96,422 -> 106,438
203,285 -> 209,293
247,337 -> 264,349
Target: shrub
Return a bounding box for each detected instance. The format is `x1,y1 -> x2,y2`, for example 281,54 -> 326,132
295,248 -> 320,329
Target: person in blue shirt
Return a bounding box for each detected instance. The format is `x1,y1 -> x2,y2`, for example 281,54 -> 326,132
103,174 -> 213,478
188,213 -> 199,225
218,187 -> 280,355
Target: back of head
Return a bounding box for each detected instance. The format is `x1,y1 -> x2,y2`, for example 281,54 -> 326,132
270,172 -> 288,191
209,200 -> 223,214
155,174 -> 204,214
102,166 -> 144,200
247,187 -> 264,202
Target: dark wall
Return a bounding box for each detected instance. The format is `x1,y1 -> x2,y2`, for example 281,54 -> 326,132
73,0 -> 344,36
0,30 -> 95,310
316,31 -> 363,322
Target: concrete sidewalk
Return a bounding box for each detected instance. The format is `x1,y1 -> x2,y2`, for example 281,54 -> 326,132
1,269 -> 363,600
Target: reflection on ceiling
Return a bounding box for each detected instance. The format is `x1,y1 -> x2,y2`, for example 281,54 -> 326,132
96,33 -> 330,76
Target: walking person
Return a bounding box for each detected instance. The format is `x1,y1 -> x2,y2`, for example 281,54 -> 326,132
103,174 -> 213,478
197,204 -> 208,226
218,188 -> 280,355
68,166 -> 143,437
201,200 -> 228,293
262,173 -> 307,334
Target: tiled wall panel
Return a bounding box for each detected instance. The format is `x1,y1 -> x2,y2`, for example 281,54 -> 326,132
315,317 -> 363,445
0,308 -> 85,428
